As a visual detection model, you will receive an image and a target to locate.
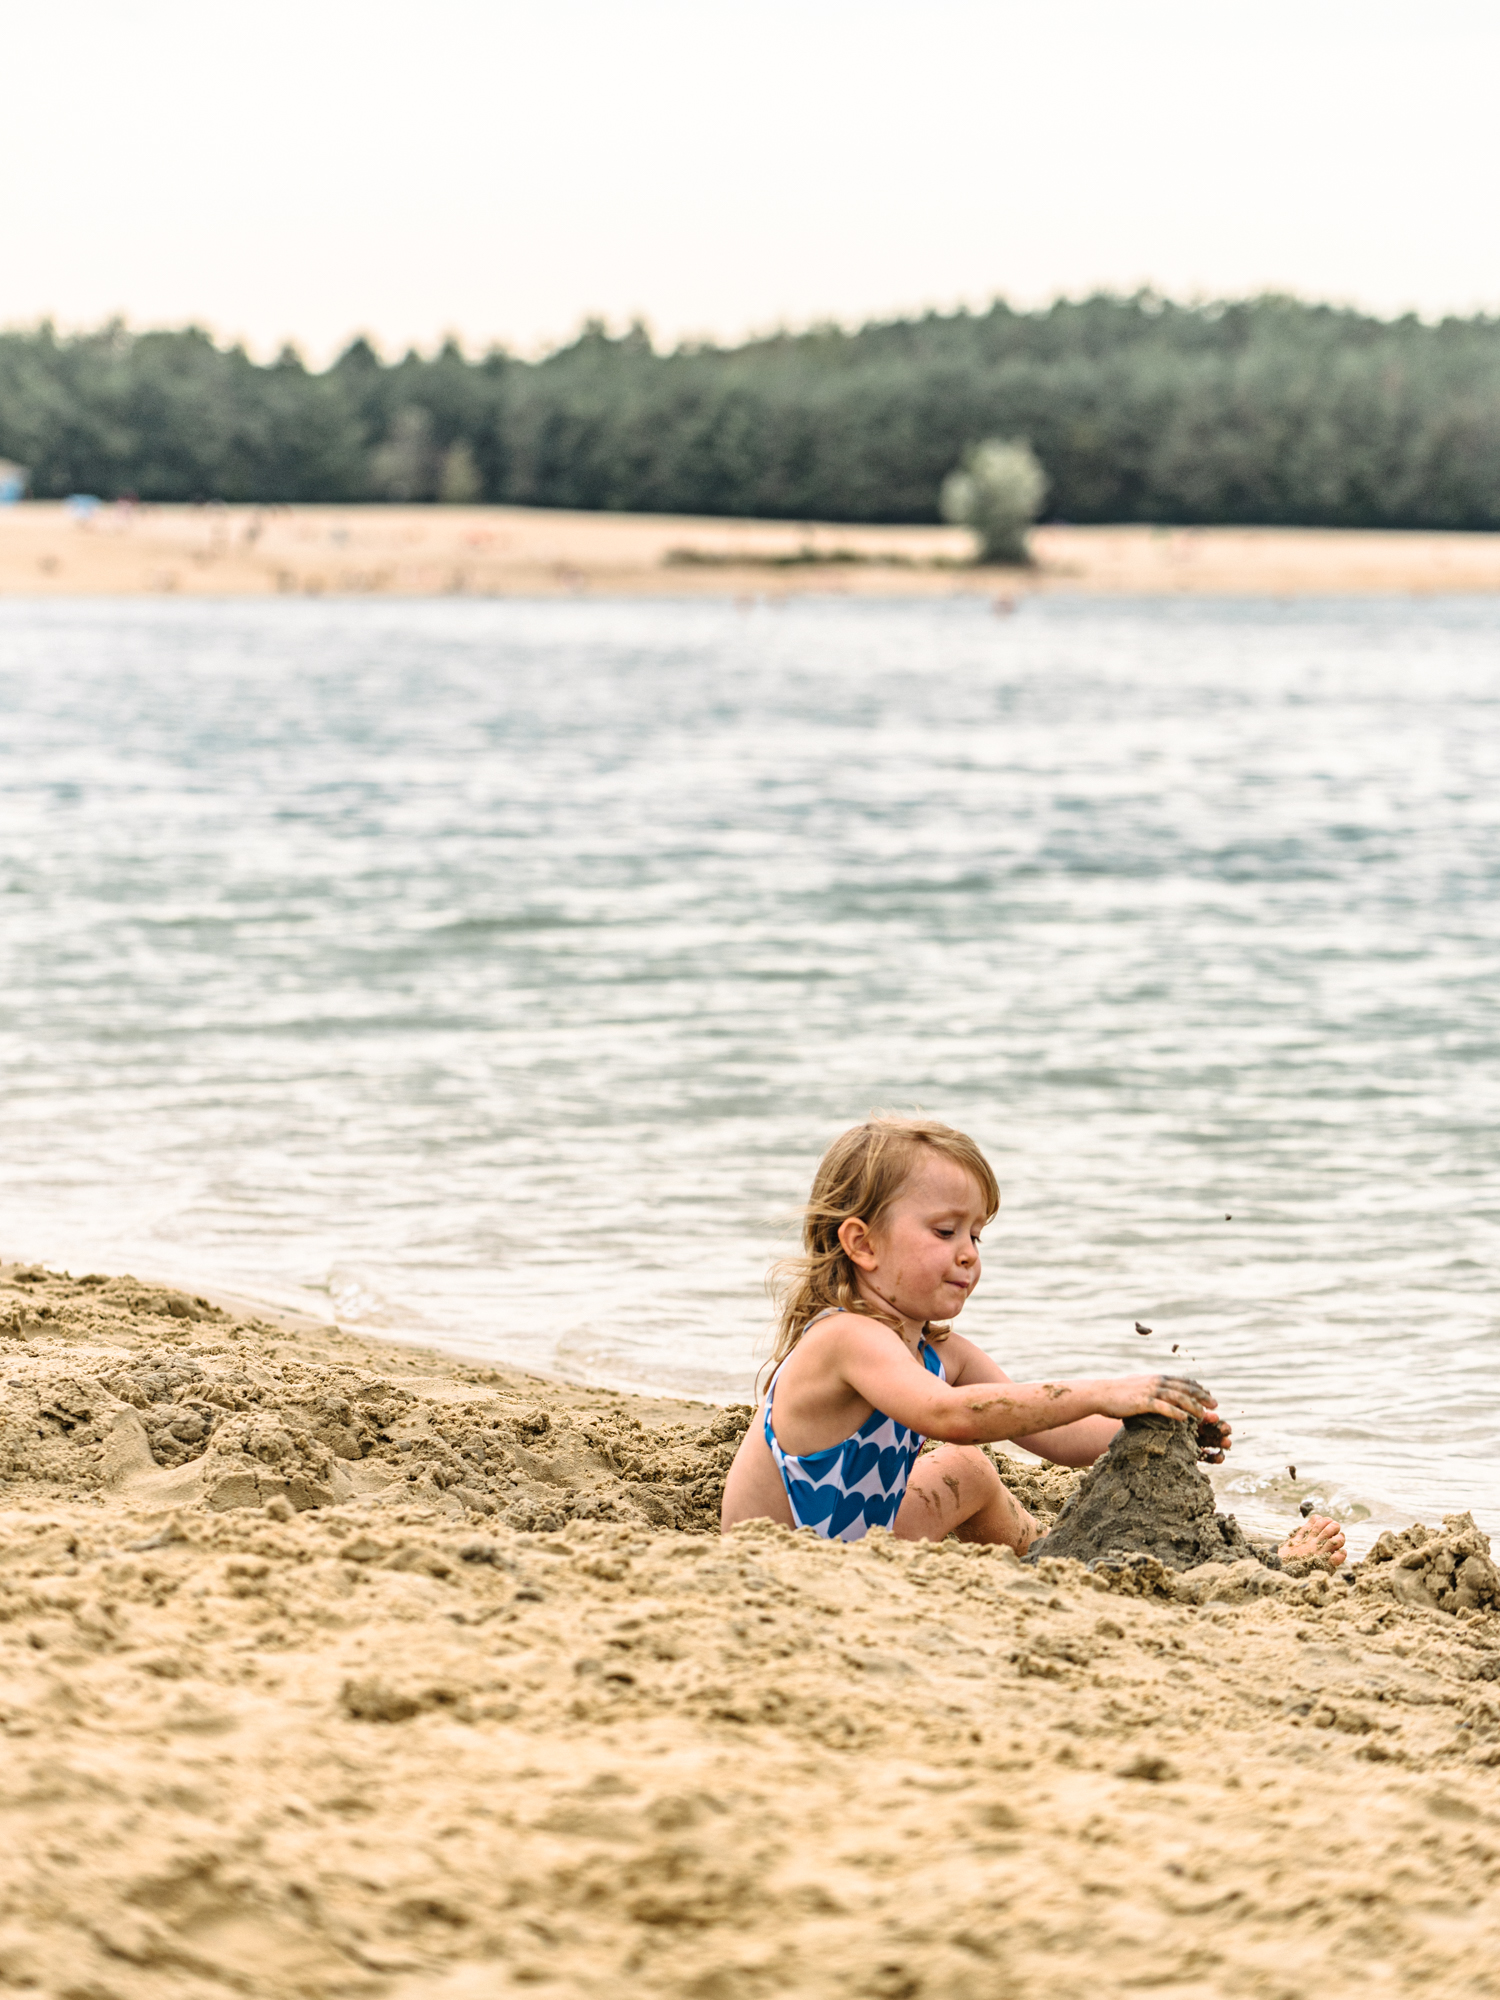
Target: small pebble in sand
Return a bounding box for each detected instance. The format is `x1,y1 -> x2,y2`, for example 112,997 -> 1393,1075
1135,1321 -> 1152,1336
1288,1465 -> 1297,1480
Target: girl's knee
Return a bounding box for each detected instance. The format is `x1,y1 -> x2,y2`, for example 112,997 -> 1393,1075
923,1445 -> 1038,1551
898,1445 -> 1001,1539
930,1443 -> 999,1496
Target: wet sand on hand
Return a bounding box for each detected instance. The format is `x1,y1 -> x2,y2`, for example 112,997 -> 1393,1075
5,501 -> 1500,598
2,1260 -> 1498,1998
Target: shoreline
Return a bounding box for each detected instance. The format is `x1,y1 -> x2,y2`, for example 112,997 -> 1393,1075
2,1257 -> 1498,1995
0,1247 -> 1452,1558
5,501 -> 1500,599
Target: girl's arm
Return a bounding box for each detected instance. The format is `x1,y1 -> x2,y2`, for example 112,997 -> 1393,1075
939,1328 -> 1232,1463
939,1331 -> 1122,1465
836,1318 -> 1217,1447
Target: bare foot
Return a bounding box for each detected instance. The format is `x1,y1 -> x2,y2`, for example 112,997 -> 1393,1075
1279,1513 -> 1346,1568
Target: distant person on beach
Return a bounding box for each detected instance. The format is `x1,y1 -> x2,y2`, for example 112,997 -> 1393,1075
721,1114 -> 1346,1566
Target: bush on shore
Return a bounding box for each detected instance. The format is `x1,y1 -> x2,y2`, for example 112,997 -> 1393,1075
940,438 -> 1047,563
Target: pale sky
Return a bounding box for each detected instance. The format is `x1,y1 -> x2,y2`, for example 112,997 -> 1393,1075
4,0 -> 1497,362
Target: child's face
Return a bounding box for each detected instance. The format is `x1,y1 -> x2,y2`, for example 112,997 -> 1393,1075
851,1153 -> 989,1329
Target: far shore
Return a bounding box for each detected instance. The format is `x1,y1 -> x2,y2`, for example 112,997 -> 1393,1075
4,500 -> 1500,599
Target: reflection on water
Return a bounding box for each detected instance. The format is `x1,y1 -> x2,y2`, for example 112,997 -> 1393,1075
1,593 -> 1497,1552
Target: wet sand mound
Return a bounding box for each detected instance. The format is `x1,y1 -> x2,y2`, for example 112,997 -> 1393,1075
1026,1412 -> 1273,1573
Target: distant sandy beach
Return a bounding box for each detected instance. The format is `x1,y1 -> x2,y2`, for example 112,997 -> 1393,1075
5,501 -> 1500,599
1,1259 -> 1497,1997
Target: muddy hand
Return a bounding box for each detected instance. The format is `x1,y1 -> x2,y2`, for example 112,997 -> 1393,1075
1279,1513 -> 1346,1568
1149,1374 -> 1216,1423
1097,1375 -> 1217,1423
1197,1413 -> 1232,1463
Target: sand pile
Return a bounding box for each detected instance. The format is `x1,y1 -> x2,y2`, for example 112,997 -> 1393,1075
1,1262 -> 1499,1999
0,1266 -> 747,1534
1026,1412 -> 1277,1574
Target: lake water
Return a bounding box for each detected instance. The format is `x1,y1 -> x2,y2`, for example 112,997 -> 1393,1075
2,592 -> 1497,1552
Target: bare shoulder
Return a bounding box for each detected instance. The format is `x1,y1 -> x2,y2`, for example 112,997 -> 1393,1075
771,1311 -> 871,1382
796,1312 -> 915,1369
802,1309 -> 885,1347
931,1328 -> 1012,1386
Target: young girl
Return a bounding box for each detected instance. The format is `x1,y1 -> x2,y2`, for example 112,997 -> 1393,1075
721,1114 -> 1347,1567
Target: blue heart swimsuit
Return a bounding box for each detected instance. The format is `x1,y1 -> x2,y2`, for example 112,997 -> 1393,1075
762,1311 -> 946,1543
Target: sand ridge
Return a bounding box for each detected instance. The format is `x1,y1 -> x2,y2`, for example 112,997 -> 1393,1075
6,501 -> 1500,599
0,1262 -> 1498,1998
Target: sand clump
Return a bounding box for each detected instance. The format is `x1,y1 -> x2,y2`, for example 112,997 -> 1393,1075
0,1263 -> 1498,1999
1358,1514 -> 1500,1617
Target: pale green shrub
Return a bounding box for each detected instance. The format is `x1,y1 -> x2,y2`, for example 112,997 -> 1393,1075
940,438 -> 1047,564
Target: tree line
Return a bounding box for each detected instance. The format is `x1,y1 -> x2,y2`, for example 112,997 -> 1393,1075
4,293 -> 1500,528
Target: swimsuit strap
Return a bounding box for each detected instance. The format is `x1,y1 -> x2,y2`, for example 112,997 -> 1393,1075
802,1306 -> 843,1333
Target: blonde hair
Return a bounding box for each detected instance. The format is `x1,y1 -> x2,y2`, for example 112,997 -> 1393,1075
764,1113 -> 999,1388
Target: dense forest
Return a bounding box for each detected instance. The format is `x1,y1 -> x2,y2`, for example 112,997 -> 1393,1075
3,294 -> 1500,527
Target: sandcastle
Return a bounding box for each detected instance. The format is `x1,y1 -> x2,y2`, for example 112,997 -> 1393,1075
1026,1412 -> 1500,1618
1026,1412 -> 1279,1572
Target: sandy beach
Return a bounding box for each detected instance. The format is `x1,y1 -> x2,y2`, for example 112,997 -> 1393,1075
1,1259 -> 1497,1999
5,502 -> 1500,600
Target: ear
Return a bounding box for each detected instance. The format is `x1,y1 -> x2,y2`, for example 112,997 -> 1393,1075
837,1216 -> 878,1272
